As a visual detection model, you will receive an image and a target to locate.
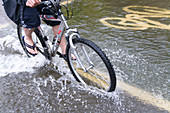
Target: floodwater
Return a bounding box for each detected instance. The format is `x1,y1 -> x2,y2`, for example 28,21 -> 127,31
0,0 -> 169,112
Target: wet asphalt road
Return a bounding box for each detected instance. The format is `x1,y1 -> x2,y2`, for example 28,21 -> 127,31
0,0 -> 169,113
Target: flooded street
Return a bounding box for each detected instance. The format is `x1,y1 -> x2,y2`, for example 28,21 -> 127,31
0,0 -> 169,112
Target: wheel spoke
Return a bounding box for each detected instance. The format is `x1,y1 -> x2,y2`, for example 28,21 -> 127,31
67,38 -> 116,92
87,70 -> 109,90
91,68 -> 110,84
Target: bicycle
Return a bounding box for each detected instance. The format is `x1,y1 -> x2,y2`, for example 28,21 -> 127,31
17,0 -> 116,92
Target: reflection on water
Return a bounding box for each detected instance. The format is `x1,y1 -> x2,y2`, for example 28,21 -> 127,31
0,0 -> 170,112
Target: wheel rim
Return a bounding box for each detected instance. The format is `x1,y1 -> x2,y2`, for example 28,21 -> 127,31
68,42 -> 111,91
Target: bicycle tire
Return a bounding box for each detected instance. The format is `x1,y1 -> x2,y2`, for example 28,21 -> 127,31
17,25 -> 52,60
17,25 -> 30,57
66,38 -> 116,92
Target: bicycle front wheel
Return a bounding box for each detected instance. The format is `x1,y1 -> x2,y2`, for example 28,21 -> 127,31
66,38 -> 116,92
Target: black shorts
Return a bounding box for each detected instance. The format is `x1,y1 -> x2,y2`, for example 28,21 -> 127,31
22,6 -> 60,28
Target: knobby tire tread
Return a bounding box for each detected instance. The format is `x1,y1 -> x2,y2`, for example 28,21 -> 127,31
17,25 -> 30,57
66,38 -> 116,91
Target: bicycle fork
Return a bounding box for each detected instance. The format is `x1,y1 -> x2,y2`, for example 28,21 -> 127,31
68,32 -> 94,72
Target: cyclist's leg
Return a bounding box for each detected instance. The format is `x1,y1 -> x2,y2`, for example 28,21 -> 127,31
52,25 -> 66,55
36,5 -> 71,56
23,28 -> 38,54
22,7 -> 40,54
52,24 -> 76,59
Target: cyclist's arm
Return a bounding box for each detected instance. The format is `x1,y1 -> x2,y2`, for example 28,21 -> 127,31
26,0 -> 41,7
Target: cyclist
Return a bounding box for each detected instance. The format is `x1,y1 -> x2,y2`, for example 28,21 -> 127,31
2,0 -> 67,56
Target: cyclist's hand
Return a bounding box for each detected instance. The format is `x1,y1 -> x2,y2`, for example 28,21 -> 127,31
26,0 -> 41,7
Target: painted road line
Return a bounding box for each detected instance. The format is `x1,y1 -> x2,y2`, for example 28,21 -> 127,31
117,80 -> 170,112
61,0 -> 74,5
1,2 -> 169,111
100,5 -> 170,30
77,68 -> 170,112
99,6 -> 170,110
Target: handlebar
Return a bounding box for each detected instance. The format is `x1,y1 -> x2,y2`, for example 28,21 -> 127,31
40,0 -> 60,5
39,0 -> 61,15
38,0 -> 73,20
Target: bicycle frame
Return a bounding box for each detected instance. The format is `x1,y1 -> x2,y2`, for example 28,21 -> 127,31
39,8 -> 92,72
39,9 -> 78,53
17,0 -> 116,92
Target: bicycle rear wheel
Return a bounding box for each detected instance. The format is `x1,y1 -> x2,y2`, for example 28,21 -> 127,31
17,25 -> 52,60
66,38 -> 116,92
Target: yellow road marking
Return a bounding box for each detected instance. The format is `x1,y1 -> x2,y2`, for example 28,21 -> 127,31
99,5 -> 170,111
76,68 -> 109,90
117,80 -> 170,112
61,0 -> 73,5
123,5 -> 170,17
77,67 -> 170,112
100,5 -> 170,30
100,5 -> 170,110
1,2 -> 169,111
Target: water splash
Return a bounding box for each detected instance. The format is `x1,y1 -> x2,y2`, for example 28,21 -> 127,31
0,35 -> 48,77
100,40 -> 169,101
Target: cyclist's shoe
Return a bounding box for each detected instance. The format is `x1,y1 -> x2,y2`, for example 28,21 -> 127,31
59,54 -> 76,60
23,36 -> 38,56
59,54 -> 67,60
